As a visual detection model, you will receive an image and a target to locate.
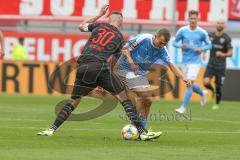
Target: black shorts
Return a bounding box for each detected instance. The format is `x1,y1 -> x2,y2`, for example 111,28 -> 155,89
71,60 -> 124,99
204,67 -> 226,86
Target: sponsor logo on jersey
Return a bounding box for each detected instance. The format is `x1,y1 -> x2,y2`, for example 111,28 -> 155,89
220,38 -> 225,44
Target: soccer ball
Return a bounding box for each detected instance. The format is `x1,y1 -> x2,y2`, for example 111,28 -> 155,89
121,124 -> 139,140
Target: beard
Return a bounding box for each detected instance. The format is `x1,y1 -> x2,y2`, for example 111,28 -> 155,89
217,27 -> 224,32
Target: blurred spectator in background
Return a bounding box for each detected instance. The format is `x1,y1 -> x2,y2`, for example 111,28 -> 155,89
12,37 -> 27,60
0,31 -> 4,57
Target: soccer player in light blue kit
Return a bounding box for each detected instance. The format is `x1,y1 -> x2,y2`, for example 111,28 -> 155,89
173,10 -> 212,114
117,28 -> 191,127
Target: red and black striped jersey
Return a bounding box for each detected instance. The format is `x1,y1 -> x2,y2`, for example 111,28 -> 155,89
79,22 -> 124,63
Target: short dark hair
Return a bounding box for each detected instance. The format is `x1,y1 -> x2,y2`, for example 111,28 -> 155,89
188,10 -> 199,17
19,37 -> 24,44
109,11 -> 123,17
156,28 -> 171,42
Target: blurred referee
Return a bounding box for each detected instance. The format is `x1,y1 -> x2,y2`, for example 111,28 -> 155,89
203,21 -> 233,109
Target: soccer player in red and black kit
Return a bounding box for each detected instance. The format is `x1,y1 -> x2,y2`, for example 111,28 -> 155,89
203,21 -> 233,109
37,4 -> 162,140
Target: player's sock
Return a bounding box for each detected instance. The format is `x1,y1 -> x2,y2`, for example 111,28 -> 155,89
121,100 -> 147,134
204,83 -> 214,93
131,116 -> 147,128
182,87 -> 193,108
192,83 -> 203,96
50,103 -> 75,131
141,117 -> 147,127
216,86 -> 222,104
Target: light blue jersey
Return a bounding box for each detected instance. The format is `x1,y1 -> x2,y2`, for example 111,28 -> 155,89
118,34 -> 172,76
173,26 -> 212,64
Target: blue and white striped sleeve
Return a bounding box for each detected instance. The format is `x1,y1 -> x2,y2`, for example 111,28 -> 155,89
162,46 -> 173,65
172,27 -> 184,48
200,29 -> 212,51
155,46 -> 173,66
125,34 -> 147,51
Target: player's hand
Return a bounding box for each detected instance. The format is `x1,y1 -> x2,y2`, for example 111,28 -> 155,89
216,51 -> 225,58
195,48 -> 202,53
181,45 -> 187,49
130,63 -> 140,74
99,4 -> 109,17
183,78 -> 192,87
95,86 -> 105,94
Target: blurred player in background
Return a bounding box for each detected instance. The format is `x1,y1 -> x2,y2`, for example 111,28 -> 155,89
173,10 -> 212,114
203,21 -> 233,110
117,29 -> 192,127
0,31 -> 4,57
37,4 -> 162,141
12,37 -> 27,60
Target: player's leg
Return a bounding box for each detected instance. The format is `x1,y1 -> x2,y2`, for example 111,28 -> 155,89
131,87 -> 152,127
116,70 -> 152,127
177,64 -> 206,113
37,89 -> 94,136
212,69 -> 225,109
37,63 -> 98,136
115,91 -> 162,140
98,69 -> 146,133
177,84 -> 193,113
98,69 -> 162,140
192,82 -> 203,96
176,65 -> 194,113
48,82 -> 97,132
203,67 -> 215,98
189,64 -> 208,106
47,98 -> 81,132
190,65 -> 207,98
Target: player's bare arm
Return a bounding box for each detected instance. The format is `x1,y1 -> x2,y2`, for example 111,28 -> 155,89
122,46 -> 140,74
194,48 -> 202,53
0,31 -> 4,57
216,49 -> 233,58
78,4 -> 109,32
181,44 -> 187,49
168,63 -> 192,87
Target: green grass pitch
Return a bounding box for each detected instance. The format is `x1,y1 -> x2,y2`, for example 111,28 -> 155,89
0,94 -> 240,160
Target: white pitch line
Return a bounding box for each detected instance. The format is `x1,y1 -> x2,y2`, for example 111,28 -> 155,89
193,118 -> 240,124
0,118 -> 47,122
165,130 -> 240,134
0,118 -> 104,125
0,117 -> 240,126
1,117 -> 240,125
0,126 -> 240,135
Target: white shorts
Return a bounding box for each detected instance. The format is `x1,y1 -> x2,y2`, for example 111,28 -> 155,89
181,64 -> 201,80
116,70 -> 150,89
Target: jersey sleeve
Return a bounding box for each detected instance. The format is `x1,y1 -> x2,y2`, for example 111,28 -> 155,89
208,32 -> 213,38
226,35 -> 233,51
88,23 -> 101,32
172,28 -> 184,48
119,35 -> 125,49
113,34 -> 125,58
125,34 -> 147,51
200,30 -> 212,51
155,47 -> 173,66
